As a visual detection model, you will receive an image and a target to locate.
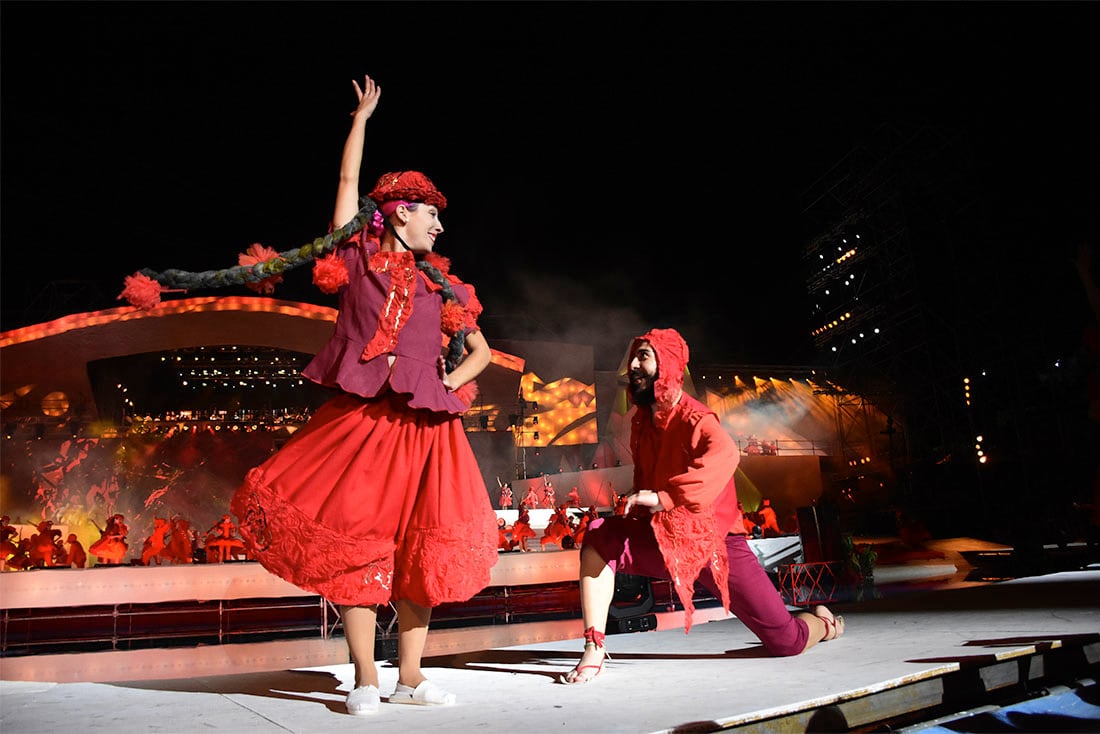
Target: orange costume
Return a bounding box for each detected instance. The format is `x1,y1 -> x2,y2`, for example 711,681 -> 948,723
540,505 -> 573,549
205,514 -> 246,562
510,509 -> 536,552
0,516 -> 19,568
65,534 -> 87,569
758,499 -> 782,537
497,517 -> 515,551
521,485 -> 540,510
572,506 -> 599,547
29,520 -> 62,567
89,514 -> 129,565
541,476 -> 556,509
141,517 -> 171,566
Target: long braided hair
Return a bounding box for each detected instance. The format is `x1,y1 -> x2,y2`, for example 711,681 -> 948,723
381,208 -> 467,372
118,196 -> 470,371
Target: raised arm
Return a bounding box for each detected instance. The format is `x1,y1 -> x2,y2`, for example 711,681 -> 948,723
333,75 -> 382,228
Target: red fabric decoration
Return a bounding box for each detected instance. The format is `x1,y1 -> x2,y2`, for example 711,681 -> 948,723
418,269 -> 444,293
360,251 -> 417,363
238,243 -> 284,295
441,301 -> 466,336
312,253 -> 350,294
368,170 -> 447,209
118,272 -> 169,310
424,252 -> 451,274
651,504 -> 730,634
463,286 -> 483,331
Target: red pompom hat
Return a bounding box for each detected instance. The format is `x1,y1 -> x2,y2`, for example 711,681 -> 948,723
367,170 -> 447,209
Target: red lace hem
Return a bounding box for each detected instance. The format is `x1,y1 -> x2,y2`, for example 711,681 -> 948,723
231,468 -> 497,607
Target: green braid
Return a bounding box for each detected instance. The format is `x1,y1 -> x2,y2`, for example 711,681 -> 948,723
134,195 -> 467,372
415,258 -> 467,372
137,199 -> 377,289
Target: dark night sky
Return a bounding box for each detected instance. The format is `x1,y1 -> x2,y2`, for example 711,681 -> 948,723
2,1 -> 1097,369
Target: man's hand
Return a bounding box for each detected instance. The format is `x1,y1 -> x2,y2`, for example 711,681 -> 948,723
624,490 -> 662,515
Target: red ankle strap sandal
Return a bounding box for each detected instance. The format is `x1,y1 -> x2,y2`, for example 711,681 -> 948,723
560,627 -> 609,685
583,626 -> 606,649
816,613 -> 844,642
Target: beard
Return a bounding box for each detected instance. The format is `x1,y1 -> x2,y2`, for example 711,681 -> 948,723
629,376 -> 657,406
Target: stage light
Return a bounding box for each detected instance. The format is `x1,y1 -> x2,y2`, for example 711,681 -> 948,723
3,423 -> 14,439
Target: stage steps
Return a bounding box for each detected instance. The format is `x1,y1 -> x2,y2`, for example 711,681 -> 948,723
722,636 -> 1100,733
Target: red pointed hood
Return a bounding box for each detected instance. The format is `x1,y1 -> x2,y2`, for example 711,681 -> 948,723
629,327 -> 689,429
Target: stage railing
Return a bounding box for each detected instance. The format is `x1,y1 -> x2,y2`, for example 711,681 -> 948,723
0,547 -> 728,663
736,438 -> 830,456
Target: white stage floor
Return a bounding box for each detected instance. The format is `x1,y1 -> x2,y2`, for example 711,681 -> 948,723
2,563 -> 1098,733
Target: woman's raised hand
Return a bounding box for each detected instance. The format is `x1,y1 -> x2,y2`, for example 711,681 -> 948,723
350,74 -> 381,119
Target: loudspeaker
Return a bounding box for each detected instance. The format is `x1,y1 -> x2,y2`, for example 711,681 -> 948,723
608,572 -> 654,619
607,613 -> 657,634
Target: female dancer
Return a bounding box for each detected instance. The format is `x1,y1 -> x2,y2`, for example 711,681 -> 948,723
231,74 -> 498,715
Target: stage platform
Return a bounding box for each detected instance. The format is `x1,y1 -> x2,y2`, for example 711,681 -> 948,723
1,567 -> 1098,733
2,540 -> 1098,732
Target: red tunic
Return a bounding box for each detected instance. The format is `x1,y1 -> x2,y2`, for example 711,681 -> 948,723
303,232 -> 477,414
632,393 -> 736,631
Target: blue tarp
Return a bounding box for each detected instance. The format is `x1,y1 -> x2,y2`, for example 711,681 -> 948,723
918,683 -> 1100,732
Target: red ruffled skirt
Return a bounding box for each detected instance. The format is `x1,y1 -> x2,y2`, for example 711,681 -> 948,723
230,390 -> 498,607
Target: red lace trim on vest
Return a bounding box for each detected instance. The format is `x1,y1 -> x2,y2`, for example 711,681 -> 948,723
361,250 -> 418,364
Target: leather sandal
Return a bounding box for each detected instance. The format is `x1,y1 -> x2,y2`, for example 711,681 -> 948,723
814,609 -> 845,642
560,626 -> 609,685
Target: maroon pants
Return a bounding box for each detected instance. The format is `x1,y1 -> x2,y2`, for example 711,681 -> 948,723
584,517 -> 809,656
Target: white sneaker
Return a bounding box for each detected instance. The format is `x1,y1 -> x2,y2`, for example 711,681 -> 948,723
346,684 -> 380,716
389,680 -> 456,706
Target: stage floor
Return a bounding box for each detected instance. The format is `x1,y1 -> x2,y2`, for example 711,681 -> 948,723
2,559 -> 1098,733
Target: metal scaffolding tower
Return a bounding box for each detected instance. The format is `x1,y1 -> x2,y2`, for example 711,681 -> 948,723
799,124 -> 987,521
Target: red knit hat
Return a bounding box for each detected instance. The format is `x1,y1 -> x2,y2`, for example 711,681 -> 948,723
367,170 -> 447,209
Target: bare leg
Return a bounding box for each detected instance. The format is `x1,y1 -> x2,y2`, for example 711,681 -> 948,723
394,599 -> 432,689
796,604 -> 845,653
562,544 -> 614,683
340,604 -> 380,688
